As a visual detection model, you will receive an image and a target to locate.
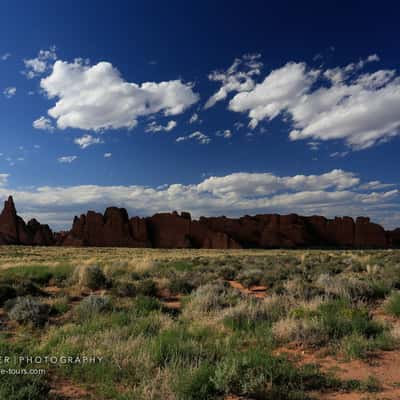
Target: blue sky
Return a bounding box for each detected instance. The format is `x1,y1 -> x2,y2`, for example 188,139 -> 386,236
0,0 -> 399,229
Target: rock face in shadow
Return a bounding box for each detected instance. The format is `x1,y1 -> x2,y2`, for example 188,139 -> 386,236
0,195 -> 397,248
388,229 -> 400,247
58,205 -> 396,249
61,207 -> 151,247
0,196 -> 54,245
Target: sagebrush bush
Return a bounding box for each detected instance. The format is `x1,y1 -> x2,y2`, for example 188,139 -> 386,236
76,294 -> 111,319
283,278 -> 323,300
316,274 -> 389,301
8,297 -> 50,327
272,316 -> 322,344
223,295 -> 287,330
236,268 -> 265,288
183,281 -> 242,316
71,265 -> 107,289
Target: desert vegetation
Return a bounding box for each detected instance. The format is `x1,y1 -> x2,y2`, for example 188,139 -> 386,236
1,247 -> 400,399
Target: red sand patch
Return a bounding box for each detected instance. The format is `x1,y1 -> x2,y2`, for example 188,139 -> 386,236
227,280 -> 267,298
277,343 -> 400,399
49,376 -> 93,399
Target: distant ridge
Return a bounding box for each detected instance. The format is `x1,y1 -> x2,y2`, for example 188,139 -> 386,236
1,196 -> 399,249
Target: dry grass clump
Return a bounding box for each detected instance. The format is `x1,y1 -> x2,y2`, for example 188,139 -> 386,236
272,317 -> 321,343
222,294 -> 289,330
315,273 -> 388,301
71,264 -> 107,289
182,281 -> 242,319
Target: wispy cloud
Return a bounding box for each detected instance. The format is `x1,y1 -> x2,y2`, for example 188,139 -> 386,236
176,131 -> 211,144
3,87 -> 16,98
57,155 -> 77,163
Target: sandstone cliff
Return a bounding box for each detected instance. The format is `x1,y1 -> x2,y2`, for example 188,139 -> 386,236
0,196 -> 398,249
59,205 -> 397,249
0,196 -> 54,245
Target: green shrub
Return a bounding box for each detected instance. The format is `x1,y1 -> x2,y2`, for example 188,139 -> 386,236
340,333 -> 373,359
0,264 -> 73,286
340,331 -> 395,360
385,291 -> 400,317
237,268 -> 264,288
212,348 -> 340,398
0,342 -> 50,400
136,279 -> 158,297
173,363 -> 217,400
50,296 -> 71,316
315,299 -> 382,342
8,297 -> 50,327
152,328 -> 207,367
133,296 -> 161,316
219,266 -> 237,280
169,276 -> 195,294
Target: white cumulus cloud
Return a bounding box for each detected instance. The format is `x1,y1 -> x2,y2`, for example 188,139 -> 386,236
205,54 -> 263,109
23,46 -> 57,79
226,54 -> 400,149
39,59 -> 199,131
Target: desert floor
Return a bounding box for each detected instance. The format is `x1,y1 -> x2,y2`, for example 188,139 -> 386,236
1,246 -> 400,400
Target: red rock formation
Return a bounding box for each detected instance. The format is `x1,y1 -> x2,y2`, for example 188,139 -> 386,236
146,212 -> 192,248
0,196 -> 54,245
388,229 -> 400,247
27,219 -> 54,245
354,217 -> 387,248
58,206 -> 399,249
0,195 -> 398,249
0,196 -> 19,243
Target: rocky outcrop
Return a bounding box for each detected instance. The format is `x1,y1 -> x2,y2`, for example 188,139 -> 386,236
0,195 -> 398,249
61,207 -> 150,247
57,205 -> 398,249
388,229 -> 400,247
0,196 -> 54,245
